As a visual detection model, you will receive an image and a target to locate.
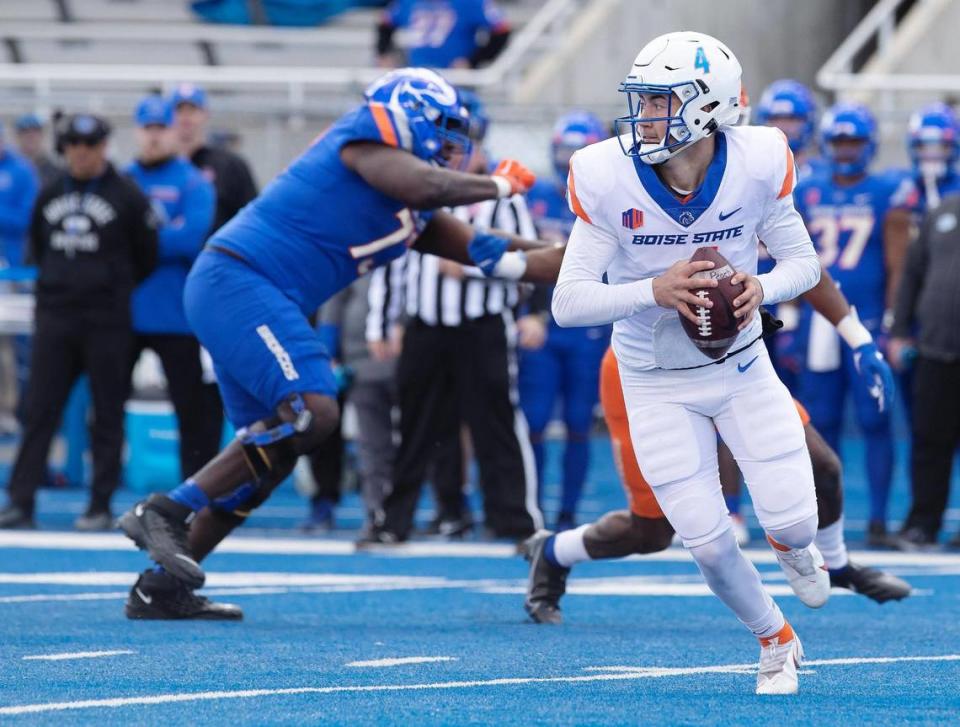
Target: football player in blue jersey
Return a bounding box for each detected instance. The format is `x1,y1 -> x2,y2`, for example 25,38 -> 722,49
887,104 -> 960,420
117,68 -> 562,619
794,103 -> 913,546
520,111 -> 609,530
377,0 -> 510,70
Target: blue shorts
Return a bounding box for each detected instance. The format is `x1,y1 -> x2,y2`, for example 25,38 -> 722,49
184,249 -> 338,427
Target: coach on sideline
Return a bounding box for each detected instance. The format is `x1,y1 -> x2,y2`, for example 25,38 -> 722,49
889,192 -> 960,550
0,115 -> 158,530
126,95 -> 219,479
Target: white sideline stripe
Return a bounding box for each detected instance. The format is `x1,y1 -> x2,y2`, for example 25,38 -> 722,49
584,654 -> 960,673
346,657 -> 457,668
2,531 -> 960,567
22,650 -> 134,662
1,654 -> 957,716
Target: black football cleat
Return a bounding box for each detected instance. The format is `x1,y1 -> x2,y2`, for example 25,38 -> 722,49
521,530 -> 570,625
829,560 -> 912,604
126,570 -> 242,621
0,505 -> 35,530
118,494 -> 205,588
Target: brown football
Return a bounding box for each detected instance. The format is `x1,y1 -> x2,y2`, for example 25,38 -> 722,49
678,247 -> 744,360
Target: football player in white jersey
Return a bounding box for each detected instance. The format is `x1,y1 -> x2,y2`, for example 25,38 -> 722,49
548,32 -> 824,695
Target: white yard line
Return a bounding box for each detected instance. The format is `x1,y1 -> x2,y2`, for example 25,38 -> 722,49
22,650 -> 135,662
1,654 -> 957,716
2,530 -> 960,566
346,657 -> 457,668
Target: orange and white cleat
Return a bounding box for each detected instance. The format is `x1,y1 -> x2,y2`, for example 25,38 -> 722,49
768,536 -> 830,608
756,623 -> 804,695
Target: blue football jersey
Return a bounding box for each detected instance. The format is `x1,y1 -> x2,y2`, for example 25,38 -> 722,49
794,171 -> 904,324
211,105 -> 429,314
526,178 -> 573,244
386,0 -> 508,68
886,167 -> 960,216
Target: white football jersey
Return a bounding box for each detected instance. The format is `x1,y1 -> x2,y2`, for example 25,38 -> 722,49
557,125 -> 815,370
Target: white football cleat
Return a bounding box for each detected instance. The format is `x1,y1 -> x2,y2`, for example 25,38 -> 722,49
769,538 -> 830,608
756,626 -> 804,695
731,513 -> 750,546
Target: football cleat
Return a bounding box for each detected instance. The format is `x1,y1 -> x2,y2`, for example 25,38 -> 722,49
118,494 -> 205,589
126,570 -> 242,621
756,626 -> 803,695
521,530 -> 570,625
769,538 -> 830,608
829,561 -> 912,603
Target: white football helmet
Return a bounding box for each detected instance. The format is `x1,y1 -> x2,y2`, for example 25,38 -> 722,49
615,31 -> 743,164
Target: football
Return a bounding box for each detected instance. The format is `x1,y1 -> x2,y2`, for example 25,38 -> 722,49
678,247 -> 744,360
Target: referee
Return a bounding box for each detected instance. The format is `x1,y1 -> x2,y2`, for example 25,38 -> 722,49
363,151 -> 543,543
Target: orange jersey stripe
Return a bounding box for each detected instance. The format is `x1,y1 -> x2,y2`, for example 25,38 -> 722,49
369,103 -> 399,148
567,165 -> 592,224
777,130 -> 796,199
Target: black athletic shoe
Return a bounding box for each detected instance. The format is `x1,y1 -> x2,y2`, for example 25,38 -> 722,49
354,527 -> 403,551
118,494 -> 205,588
866,520 -> 896,549
829,561 -> 912,603
0,505 -> 35,529
125,570 -> 242,621
521,530 -> 570,625
895,526 -> 938,552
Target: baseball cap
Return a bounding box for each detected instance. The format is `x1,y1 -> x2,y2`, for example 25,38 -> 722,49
61,114 -> 111,145
170,83 -> 208,109
135,95 -> 173,127
14,113 -> 43,132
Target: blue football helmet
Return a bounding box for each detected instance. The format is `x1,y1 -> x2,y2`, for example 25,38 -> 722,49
551,111 -> 607,178
907,102 -> 959,180
363,68 -> 472,168
820,103 -> 876,176
755,79 -> 817,153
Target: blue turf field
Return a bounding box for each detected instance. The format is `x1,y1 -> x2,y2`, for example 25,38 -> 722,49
1,438 -> 959,725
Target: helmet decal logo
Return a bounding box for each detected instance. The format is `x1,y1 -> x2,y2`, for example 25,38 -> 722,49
694,47 -> 710,74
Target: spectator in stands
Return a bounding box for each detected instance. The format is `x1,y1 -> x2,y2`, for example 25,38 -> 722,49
889,192 -> 960,550
125,95 -> 221,481
0,114 -> 158,531
14,114 -> 61,189
377,0 -> 510,69
169,83 -> 258,234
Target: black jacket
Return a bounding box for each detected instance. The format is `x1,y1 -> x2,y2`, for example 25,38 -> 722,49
190,145 -> 257,235
891,192 -> 960,361
30,163 -> 158,320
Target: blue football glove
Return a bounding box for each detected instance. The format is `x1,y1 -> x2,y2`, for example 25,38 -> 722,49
468,232 -> 510,276
853,342 -> 895,413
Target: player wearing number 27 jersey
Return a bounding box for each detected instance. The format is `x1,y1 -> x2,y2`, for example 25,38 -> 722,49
551,31 -> 823,695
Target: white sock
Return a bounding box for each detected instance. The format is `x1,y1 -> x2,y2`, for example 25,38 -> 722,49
815,517 -> 849,570
551,525 -> 591,567
688,529 -> 785,638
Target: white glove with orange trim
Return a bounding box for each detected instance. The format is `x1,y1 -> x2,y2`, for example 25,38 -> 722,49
491,159 -> 536,197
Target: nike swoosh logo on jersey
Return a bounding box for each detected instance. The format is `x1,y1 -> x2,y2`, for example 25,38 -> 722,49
719,207 -> 742,221
737,355 -> 759,373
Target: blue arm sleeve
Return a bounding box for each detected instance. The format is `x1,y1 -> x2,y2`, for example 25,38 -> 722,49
316,323 -> 341,360
158,174 -> 215,264
0,163 -> 38,237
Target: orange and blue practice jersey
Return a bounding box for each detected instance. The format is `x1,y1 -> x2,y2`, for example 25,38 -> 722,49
384,0 -> 508,68
794,170 -> 907,325
211,104 -> 430,314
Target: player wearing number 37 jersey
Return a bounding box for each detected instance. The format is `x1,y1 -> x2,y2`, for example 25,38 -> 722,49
550,32 -> 823,695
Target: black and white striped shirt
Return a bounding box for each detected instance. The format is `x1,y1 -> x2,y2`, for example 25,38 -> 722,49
366,195 -> 536,337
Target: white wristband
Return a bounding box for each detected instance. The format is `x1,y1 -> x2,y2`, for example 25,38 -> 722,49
491,175 -> 512,199
836,309 -> 873,349
491,251 -> 527,280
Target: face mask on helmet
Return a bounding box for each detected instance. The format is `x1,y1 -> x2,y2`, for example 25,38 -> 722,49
907,104 -> 959,181
820,105 -> 876,176
614,32 -> 742,165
